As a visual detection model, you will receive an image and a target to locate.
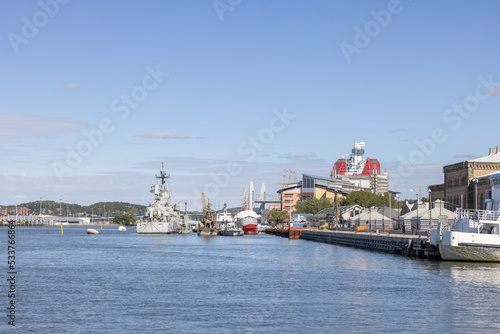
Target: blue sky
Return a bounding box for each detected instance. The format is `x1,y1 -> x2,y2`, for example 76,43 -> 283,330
1,0 -> 500,209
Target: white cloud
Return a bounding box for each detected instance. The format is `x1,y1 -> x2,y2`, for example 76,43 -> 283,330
282,152 -> 317,159
60,83 -> 79,89
0,114 -> 87,144
136,131 -> 191,139
453,154 -> 481,159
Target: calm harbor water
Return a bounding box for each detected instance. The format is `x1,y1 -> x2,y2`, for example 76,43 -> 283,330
3,226 -> 500,333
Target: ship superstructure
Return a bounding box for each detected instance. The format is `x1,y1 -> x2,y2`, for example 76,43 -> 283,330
137,166 -> 182,234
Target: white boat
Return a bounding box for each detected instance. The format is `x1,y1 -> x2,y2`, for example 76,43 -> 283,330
430,173 -> 500,261
235,209 -> 260,235
234,187 -> 261,235
87,229 -> 99,235
216,203 -> 234,224
137,166 -> 182,234
118,226 -> 126,231
222,221 -> 244,236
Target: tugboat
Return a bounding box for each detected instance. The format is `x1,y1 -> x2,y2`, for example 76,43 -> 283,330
430,173 -> 500,261
137,165 -> 182,234
197,193 -> 219,236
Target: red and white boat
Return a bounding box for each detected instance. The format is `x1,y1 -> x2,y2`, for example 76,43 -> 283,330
235,187 -> 261,235
235,209 -> 260,235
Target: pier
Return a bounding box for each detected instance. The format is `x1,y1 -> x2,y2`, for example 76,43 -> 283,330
265,228 -> 303,239
266,229 -> 440,259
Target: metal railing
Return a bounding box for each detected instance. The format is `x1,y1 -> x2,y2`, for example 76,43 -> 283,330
454,209 -> 500,221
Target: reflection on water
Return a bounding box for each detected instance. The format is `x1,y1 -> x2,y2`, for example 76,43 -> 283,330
3,226 -> 500,333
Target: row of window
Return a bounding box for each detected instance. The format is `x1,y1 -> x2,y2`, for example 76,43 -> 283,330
447,176 -> 467,188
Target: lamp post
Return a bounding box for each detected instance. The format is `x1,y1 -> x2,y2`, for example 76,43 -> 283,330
40,197 -> 42,216
416,194 -> 419,233
369,207 -> 372,232
428,188 -> 432,229
59,199 -> 62,217
396,194 -> 400,229
471,178 -> 478,212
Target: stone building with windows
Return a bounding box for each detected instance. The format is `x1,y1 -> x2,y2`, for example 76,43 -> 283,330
429,145 -> 500,209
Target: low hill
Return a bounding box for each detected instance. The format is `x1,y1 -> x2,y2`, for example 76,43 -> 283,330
1,200 -> 147,217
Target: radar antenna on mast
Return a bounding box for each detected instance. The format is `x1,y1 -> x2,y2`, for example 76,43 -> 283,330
156,162 -> 170,185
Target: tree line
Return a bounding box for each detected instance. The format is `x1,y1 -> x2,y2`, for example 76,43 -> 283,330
1,200 -> 146,217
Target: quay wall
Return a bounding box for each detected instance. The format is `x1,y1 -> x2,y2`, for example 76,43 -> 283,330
300,230 -> 440,259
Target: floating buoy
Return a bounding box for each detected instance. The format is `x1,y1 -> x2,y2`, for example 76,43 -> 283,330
87,229 -> 99,235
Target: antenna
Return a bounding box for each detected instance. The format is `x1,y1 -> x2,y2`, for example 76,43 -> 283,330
156,162 -> 170,185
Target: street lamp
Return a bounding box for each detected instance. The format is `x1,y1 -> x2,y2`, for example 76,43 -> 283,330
410,189 -> 419,233
428,188 -> 432,228
396,194 -> 400,229
59,199 -> 62,217
471,178 -> 478,212
40,197 -> 42,216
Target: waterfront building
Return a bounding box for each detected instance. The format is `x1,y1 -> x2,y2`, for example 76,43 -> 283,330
276,182 -> 301,212
397,199 -> 454,232
308,204 -> 364,226
348,207 -> 393,229
331,142 -> 389,194
429,145 -> 500,209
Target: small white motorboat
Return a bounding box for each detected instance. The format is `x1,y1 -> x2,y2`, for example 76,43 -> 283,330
118,226 -> 127,231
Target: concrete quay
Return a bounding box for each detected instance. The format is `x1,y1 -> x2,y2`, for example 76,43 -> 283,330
265,228 -> 440,259
301,230 -> 440,259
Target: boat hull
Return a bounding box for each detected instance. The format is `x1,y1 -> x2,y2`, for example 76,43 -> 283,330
439,243 -> 500,262
87,229 -> 99,235
438,230 -> 500,261
198,228 -> 218,236
223,228 -> 244,236
242,224 -> 258,235
137,221 -> 175,234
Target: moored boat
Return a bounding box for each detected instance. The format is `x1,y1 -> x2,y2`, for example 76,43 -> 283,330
137,165 -> 182,234
236,210 -> 259,234
87,229 -> 99,235
235,187 -> 260,235
197,193 -> 219,236
430,173 -> 500,261
221,221 -> 244,236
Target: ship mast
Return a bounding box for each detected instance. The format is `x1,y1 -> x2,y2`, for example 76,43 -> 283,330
156,162 -> 170,185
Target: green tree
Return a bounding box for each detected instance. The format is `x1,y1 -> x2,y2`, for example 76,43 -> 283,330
112,214 -> 137,226
267,210 -> 288,226
294,197 -> 334,214
340,190 -> 397,208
